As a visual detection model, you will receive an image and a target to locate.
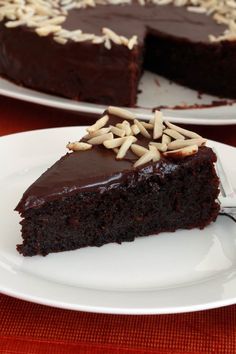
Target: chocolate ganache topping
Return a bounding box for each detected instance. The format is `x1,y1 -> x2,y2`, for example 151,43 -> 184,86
0,0 -> 234,45
15,108 -> 216,212
64,3 -> 226,44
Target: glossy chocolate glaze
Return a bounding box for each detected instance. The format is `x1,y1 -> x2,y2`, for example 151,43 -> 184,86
16,114 -> 216,213
65,3 -> 225,43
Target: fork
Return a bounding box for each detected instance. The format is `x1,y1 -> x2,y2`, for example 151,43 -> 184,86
213,147 -> 236,221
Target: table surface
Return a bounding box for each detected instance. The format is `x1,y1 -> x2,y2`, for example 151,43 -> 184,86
0,95 -> 236,354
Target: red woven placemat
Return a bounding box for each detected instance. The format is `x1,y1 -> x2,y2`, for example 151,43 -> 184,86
0,294 -> 235,354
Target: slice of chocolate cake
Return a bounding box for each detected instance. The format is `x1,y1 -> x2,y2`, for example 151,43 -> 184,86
16,108 -> 220,256
1,1 -> 236,106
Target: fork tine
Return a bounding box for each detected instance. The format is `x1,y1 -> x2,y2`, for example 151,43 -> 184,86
213,147 -> 235,198
220,209 -> 236,223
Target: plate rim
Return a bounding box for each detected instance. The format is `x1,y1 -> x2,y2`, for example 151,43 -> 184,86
1,126 -> 236,314
1,76 -> 236,126
1,281 -> 236,315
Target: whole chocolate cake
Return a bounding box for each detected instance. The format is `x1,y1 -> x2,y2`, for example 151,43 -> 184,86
16,107 -> 220,256
0,0 -> 236,106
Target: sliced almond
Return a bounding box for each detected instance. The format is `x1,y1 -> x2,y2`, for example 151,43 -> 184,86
149,145 -> 161,162
36,25 -> 61,36
131,144 -> 149,157
103,137 -> 127,149
163,145 -> 198,158
104,38 -> 111,50
138,0 -> 146,6
86,115 -> 109,133
141,121 -> 154,130
131,124 -> 140,135
92,36 -> 105,44
165,121 -> 202,139
134,119 -> 151,139
115,121 -> 132,136
110,126 -> 126,137
84,127 -> 111,139
102,27 -> 122,45
87,132 -> 113,145
153,111 -> 163,139
66,141 -> 92,151
167,138 -> 207,150
108,106 -> 136,120
149,142 -> 167,152
128,35 -> 138,50
39,16 -> 66,26
53,36 -> 68,44
119,35 -> 129,45
164,128 -> 185,140
133,151 -> 154,168
122,120 -> 132,136
116,136 -> 137,159
162,134 -> 171,144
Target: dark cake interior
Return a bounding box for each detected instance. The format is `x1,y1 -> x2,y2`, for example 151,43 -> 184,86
0,1 -> 235,106
16,110 -> 220,256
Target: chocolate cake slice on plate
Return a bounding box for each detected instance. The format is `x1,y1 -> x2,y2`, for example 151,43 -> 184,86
16,107 -> 220,256
1,0 -> 236,106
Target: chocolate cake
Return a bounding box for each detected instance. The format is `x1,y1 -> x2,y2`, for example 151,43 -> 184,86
0,0 -> 236,106
16,107 -> 220,256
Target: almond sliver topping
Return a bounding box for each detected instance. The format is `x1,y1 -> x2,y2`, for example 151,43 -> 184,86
131,144 -> 149,157
116,121 -> 132,135
164,128 -> 185,140
87,132 -> 113,145
131,124 -> 140,135
134,119 -> 151,138
128,35 -> 138,50
141,121 -> 154,130
116,136 -> 137,159
110,125 -> 126,137
119,35 -> 129,45
167,138 -> 207,150
66,109 -> 206,163
163,144 -> 198,158
108,106 -> 136,120
149,145 -> 161,162
162,133 -> 171,144
86,115 -> 109,133
103,137 -> 127,149
102,27 -> 122,45
84,126 -> 111,139
36,25 -> 61,36
165,121 -> 202,139
149,141 -> 167,152
54,36 -> 67,44
122,120 -> 132,136
153,110 -> 163,139
133,150 -> 154,168
66,141 -> 92,151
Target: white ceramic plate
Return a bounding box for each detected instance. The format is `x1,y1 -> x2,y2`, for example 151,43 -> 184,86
1,73 -> 236,125
0,127 -> 236,314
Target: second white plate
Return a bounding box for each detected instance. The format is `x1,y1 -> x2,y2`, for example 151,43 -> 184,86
1,72 -> 236,125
